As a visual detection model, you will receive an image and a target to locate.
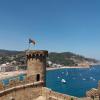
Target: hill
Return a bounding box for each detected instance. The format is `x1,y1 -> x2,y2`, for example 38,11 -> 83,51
48,52 -> 98,66
0,49 -> 23,56
0,49 -> 25,64
0,49 -> 98,66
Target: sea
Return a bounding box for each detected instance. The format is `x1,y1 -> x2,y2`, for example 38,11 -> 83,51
46,65 -> 100,97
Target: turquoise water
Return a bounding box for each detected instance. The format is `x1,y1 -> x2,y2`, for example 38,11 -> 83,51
46,65 -> 100,97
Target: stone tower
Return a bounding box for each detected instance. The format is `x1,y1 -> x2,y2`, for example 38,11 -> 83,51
26,50 -> 48,86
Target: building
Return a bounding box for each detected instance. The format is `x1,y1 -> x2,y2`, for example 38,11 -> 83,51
26,50 -> 48,86
0,63 -> 16,72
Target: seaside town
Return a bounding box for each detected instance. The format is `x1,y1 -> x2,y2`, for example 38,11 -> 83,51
0,39 -> 99,100
0,0 -> 100,100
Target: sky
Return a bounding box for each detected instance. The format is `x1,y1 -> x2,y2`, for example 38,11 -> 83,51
0,0 -> 100,59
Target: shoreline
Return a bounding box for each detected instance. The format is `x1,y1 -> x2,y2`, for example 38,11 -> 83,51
46,66 -> 90,71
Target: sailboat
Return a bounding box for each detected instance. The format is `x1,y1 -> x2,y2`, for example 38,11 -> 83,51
61,79 -> 66,83
82,78 -> 86,81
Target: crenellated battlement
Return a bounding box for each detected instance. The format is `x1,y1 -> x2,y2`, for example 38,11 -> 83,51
26,50 -> 48,60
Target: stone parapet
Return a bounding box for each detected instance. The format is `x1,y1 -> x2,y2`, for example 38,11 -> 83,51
0,82 -> 42,100
42,87 -> 78,100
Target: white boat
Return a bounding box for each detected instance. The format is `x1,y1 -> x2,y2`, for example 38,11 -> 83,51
93,78 -> 96,81
83,78 -> 86,81
61,79 -> 66,83
90,77 -> 93,79
57,76 -> 60,79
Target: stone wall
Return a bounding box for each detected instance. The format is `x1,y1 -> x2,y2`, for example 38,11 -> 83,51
0,85 -> 78,100
0,74 -> 44,100
0,82 -> 43,100
42,87 -> 78,100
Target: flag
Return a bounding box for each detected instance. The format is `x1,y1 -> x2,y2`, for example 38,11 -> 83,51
29,38 -> 36,45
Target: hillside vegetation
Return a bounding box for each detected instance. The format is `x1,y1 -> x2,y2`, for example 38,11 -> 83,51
0,49 -> 98,66
48,52 -> 98,66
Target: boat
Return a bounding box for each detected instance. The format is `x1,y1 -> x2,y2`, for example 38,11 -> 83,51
90,77 -> 93,79
83,78 -> 86,81
61,79 -> 66,83
57,76 -> 60,79
93,78 -> 96,81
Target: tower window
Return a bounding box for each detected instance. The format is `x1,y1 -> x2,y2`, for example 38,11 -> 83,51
36,74 -> 40,81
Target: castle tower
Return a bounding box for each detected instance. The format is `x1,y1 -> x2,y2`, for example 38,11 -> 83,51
26,50 -> 48,86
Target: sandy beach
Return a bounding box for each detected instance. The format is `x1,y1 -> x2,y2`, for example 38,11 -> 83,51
46,66 -> 90,71
0,71 -> 27,80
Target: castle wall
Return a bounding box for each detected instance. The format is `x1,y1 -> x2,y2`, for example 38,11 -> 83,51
42,87 -> 78,100
0,85 -> 78,100
0,76 -> 78,100
0,82 -> 43,100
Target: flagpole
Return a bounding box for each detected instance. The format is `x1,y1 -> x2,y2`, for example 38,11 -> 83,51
28,43 -> 30,51
33,43 -> 35,50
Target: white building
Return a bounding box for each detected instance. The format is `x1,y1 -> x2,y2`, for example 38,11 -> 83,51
0,63 -> 16,72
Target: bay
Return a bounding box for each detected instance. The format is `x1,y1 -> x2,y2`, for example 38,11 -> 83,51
46,65 -> 100,97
